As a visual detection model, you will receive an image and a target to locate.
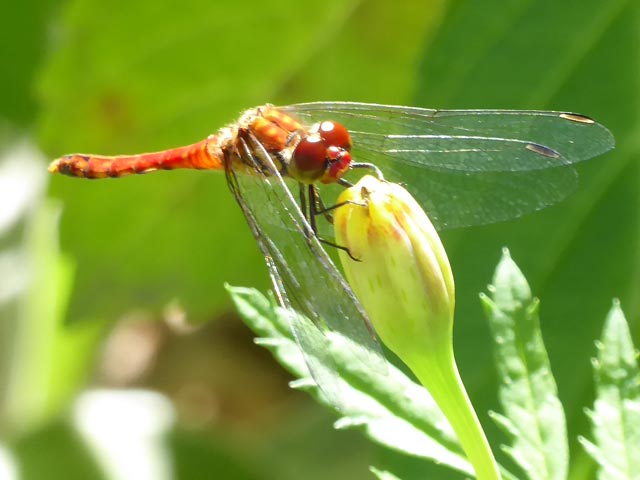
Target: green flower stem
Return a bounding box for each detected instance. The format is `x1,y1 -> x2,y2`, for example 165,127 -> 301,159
407,343 -> 501,480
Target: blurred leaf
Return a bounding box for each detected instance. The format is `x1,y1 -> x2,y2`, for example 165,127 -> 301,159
31,0 -> 639,475
12,419 -> 105,480
170,430 -> 264,480
275,0 -> 445,104
0,141 -> 102,434
228,286 -> 476,478
579,301 -> 640,480
37,0 -> 441,323
10,389 -> 266,480
481,250 -> 568,480
0,0 -> 60,126
415,0 -> 632,111
410,1 -> 639,477
3,199 -> 102,433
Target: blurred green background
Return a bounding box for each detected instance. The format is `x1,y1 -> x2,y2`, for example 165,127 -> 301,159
0,0 -> 637,478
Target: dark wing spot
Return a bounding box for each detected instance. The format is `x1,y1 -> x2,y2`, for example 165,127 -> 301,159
526,143 -> 561,158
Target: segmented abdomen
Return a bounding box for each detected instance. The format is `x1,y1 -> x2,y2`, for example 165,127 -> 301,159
48,136 -> 224,178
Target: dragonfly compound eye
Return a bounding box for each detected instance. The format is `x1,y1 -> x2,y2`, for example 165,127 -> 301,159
291,133 -> 329,183
314,121 -> 352,151
320,146 -> 352,184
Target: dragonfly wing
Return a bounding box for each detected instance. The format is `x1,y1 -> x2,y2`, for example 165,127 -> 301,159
376,162 -> 579,229
224,131 -> 385,409
286,102 -> 614,169
285,102 -> 613,229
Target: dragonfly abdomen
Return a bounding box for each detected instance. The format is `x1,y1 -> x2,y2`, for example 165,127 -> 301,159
49,136 -> 224,178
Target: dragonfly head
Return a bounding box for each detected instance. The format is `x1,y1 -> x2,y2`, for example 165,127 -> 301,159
290,121 -> 353,184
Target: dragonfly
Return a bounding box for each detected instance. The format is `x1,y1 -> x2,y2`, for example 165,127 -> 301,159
49,102 -> 614,407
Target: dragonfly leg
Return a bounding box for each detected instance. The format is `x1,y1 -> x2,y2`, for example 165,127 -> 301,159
308,185 -> 361,261
298,183 -> 308,223
350,162 -> 385,180
318,237 -> 361,262
306,184 -> 320,234
311,185 -> 336,224
310,185 -> 366,224
316,198 -> 367,219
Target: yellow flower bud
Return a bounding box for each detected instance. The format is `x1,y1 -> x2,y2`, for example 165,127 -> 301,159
334,175 -> 455,360
334,175 -> 501,480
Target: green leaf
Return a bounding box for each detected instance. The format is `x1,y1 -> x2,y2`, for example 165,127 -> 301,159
1,199 -> 103,433
0,0 -> 58,127
579,300 -> 640,480
8,389 -> 265,480
416,4 -> 639,476
227,285 -> 475,478
11,419 -> 105,480
36,0 -> 440,323
481,249 -> 568,480
0,142 -> 103,434
27,0 -> 638,474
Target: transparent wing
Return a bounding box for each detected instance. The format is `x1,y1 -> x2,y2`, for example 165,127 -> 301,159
365,161 -> 579,230
284,102 -> 614,229
224,131 -> 385,409
285,102 -> 614,170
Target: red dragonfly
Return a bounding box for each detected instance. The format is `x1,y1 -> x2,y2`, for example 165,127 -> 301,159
49,102 -> 614,406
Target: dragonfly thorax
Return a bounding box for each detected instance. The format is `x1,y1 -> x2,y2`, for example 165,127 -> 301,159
228,107 -> 353,184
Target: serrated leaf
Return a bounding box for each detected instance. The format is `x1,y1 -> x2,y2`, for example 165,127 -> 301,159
481,249 -> 568,480
579,300 -> 640,480
227,286 -> 475,477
